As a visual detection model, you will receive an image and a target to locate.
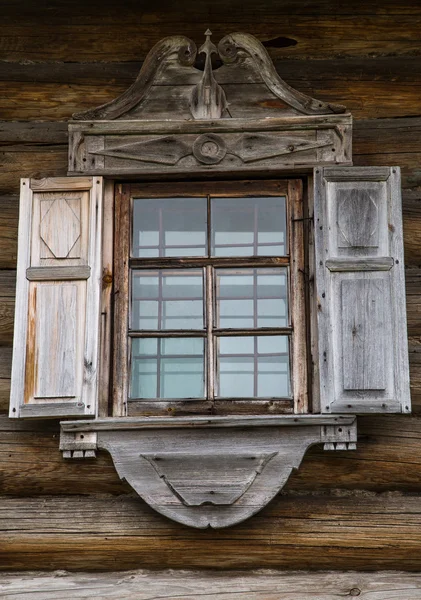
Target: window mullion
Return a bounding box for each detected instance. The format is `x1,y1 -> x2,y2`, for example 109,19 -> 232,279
206,264 -> 214,402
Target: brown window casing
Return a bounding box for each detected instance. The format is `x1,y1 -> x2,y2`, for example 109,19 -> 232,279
113,179 -> 308,417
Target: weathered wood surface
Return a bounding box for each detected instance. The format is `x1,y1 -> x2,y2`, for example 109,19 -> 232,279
1,414 -> 421,496
1,0 -> 421,572
1,570 -> 421,599
1,492 -> 421,570
1,0 -> 421,62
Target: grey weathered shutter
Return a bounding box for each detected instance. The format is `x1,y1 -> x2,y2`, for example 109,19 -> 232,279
314,167 -> 410,414
9,177 -> 103,418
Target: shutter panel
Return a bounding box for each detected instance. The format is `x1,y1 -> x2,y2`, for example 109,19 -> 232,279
314,167 -> 410,414
10,177 -> 103,418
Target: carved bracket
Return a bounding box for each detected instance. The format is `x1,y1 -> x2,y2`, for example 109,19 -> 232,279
60,415 -> 357,529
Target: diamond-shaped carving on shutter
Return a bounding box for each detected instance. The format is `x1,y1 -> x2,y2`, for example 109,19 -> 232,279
40,198 -> 81,258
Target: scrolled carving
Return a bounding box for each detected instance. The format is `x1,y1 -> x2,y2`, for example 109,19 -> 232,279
177,38 -> 198,67
73,35 -> 197,121
192,133 -> 227,164
217,34 -> 239,63
219,32 -> 346,115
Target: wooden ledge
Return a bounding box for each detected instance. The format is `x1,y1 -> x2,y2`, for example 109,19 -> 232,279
61,413 -> 357,432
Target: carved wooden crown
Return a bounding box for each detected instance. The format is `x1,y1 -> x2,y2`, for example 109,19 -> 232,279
73,30 -> 346,121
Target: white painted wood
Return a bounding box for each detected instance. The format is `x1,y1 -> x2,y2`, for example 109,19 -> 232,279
9,180 -> 32,418
9,177 -> 103,418
35,283 -> 79,399
2,570 -> 421,599
32,190 -> 89,268
314,166 -> 411,414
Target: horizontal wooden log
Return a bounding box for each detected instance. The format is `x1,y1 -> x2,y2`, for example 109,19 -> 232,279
1,569 -> 421,599
0,147 -> 67,194
1,57 -> 421,86
0,196 -> 18,268
1,492 -> 421,570
1,10 -> 421,62
2,80 -> 421,121
2,412 -> 421,496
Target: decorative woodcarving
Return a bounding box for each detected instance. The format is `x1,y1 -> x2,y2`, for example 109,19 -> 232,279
60,416 -> 357,529
68,30 -> 352,175
90,136 -> 191,166
72,36 -> 197,121
233,133 -> 332,163
192,133 -> 227,164
40,198 -> 81,258
337,189 -> 379,248
190,30 -> 228,119
141,452 -> 277,506
218,32 -> 345,115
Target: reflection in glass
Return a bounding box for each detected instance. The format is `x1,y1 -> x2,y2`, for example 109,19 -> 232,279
215,268 -> 288,328
211,196 -> 287,256
131,270 -> 204,330
133,197 -> 207,257
217,336 -> 290,398
130,337 -> 205,399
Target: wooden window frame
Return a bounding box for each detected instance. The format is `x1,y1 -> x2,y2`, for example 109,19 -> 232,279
112,179 -> 309,418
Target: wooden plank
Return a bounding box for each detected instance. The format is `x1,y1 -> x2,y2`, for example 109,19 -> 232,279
2,493 -> 421,570
1,570 -> 421,599
26,266 -> 91,281
0,149 -> 67,195
1,57 -> 421,86
1,12 -> 421,62
341,279 -> 386,391
1,80 -> 421,121
289,180 -> 308,413
0,196 -> 18,268
3,411 -> 421,494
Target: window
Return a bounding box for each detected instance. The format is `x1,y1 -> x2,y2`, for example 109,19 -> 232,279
113,180 -> 308,417
7,29 -> 412,529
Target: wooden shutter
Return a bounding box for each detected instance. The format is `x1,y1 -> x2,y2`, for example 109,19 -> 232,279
314,167 -> 410,414
10,177 -> 103,418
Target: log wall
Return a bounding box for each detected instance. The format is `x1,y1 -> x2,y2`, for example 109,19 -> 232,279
1,0 -> 421,573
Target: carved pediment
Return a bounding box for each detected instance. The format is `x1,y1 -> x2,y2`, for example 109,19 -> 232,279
68,30 -> 352,176
73,31 -> 345,122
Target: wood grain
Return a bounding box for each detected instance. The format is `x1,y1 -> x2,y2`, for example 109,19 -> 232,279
2,414 -> 421,496
1,570 -> 421,599
1,493 -> 421,570
1,0 -> 421,571
1,10 -> 421,62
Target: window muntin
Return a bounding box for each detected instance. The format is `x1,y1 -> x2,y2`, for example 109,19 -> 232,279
114,180 -> 307,416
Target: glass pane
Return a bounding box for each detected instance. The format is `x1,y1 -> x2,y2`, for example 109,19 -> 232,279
211,196 -> 287,256
131,270 -> 204,330
215,268 -> 288,328
216,335 -> 290,398
133,197 -> 207,257
130,338 -> 205,399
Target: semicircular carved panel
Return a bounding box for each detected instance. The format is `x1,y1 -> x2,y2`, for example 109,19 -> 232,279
94,422 -> 356,529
